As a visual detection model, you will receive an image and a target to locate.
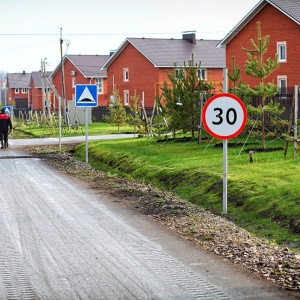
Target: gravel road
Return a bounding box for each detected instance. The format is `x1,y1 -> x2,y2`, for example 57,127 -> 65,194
0,138 -> 298,299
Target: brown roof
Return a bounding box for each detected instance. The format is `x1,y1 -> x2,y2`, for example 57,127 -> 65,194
269,0 -> 300,24
31,71 -> 52,88
103,36 -> 225,69
218,0 -> 300,47
51,54 -> 110,78
7,72 -> 31,88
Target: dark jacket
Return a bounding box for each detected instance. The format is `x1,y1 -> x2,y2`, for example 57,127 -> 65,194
0,113 -> 12,132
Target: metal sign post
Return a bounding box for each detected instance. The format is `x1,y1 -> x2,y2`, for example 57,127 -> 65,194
75,84 -> 98,164
202,93 -> 247,214
85,108 -> 89,163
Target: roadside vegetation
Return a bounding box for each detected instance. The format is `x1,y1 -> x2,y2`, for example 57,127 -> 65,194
16,120 -> 300,251
11,121 -> 133,139
72,135 -> 300,252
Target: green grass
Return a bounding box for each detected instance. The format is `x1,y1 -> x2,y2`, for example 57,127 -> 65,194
11,121 -> 134,138
73,135 -> 300,251
15,121 -> 300,251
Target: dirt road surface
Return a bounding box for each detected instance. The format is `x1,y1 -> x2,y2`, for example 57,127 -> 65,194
0,137 -> 298,299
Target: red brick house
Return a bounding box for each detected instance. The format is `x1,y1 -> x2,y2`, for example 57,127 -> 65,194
103,33 -> 225,109
31,71 -> 54,111
50,54 -> 110,106
217,0 -> 300,93
7,71 -> 31,112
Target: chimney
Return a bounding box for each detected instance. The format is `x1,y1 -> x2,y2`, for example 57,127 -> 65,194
22,70 -> 25,74
182,31 -> 196,45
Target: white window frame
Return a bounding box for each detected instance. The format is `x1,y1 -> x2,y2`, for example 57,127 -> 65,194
72,77 -> 76,88
198,69 -> 206,80
124,90 -> 129,106
22,88 -> 27,94
96,78 -> 103,94
277,75 -> 287,99
15,88 -> 19,94
277,41 -> 286,62
123,68 -> 129,82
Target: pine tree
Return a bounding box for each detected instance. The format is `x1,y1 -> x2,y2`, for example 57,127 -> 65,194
237,21 -> 280,149
161,54 -> 211,139
227,56 -> 241,96
127,90 -> 142,137
104,88 -> 127,134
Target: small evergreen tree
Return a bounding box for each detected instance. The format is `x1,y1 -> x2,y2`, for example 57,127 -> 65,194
151,96 -> 168,138
237,22 -> 281,149
127,90 -> 143,137
161,54 -> 210,139
228,56 -> 243,145
160,65 -> 185,138
104,88 -> 127,134
227,56 -> 241,96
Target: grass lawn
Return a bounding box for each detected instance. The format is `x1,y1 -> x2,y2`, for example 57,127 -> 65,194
14,121 -> 300,252
11,121 -> 134,138
74,135 -> 300,252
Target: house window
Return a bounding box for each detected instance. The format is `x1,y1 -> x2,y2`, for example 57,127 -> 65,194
15,88 -> 19,94
72,94 -> 75,101
198,69 -> 206,80
278,75 -> 287,98
72,78 -> 76,88
123,68 -> 129,82
96,78 -> 103,94
22,88 -> 27,94
277,42 -> 286,62
124,90 -> 129,106
175,69 -> 184,79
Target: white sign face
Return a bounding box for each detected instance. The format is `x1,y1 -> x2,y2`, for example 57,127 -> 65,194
202,93 -> 247,140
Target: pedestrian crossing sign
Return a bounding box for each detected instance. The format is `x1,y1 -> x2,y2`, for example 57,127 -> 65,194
75,84 -> 98,107
2,106 -> 12,115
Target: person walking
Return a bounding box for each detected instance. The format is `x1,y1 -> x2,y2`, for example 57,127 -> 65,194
0,107 -> 12,149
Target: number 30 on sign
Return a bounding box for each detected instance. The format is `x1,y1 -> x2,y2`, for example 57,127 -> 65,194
202,93 -> 247,140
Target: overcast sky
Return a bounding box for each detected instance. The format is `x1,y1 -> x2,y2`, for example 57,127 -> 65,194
0,0 -> 259,73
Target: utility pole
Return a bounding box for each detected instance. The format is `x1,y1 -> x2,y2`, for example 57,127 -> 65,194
60,28 -> 67,123
41,59 -> 51,116
41,59 -> 46,113
42,65 -> 63,151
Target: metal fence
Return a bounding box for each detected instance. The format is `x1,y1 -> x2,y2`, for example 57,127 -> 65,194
12,87 -> 298,125
249,87 -> 295,120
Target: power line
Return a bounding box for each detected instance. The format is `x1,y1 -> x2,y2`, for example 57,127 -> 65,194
0,27 -> 298,37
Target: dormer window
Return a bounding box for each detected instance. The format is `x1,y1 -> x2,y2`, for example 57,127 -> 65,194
277,42 -> 286,62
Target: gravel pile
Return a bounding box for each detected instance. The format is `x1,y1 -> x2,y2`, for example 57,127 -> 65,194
25,146 -> 300,294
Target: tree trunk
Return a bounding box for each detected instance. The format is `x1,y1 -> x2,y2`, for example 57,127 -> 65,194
261,96 -> 266,149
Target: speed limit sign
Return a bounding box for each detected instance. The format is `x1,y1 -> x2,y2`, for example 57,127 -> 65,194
202,93 -> 247,140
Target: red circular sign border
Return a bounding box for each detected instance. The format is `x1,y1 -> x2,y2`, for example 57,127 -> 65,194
202,93 -> 247,140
